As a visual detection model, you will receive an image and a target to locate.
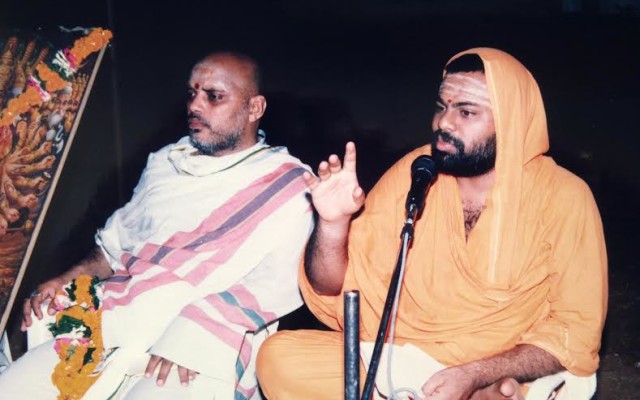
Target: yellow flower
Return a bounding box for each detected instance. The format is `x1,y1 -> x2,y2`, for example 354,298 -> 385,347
51,275 -> 104,399
0,28 -> 112,128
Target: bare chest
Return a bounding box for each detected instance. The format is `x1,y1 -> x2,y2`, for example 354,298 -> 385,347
462,200 -> 486,240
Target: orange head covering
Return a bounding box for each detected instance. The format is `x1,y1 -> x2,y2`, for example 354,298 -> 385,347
301,48 -> 606,375
445,48 -> 549,289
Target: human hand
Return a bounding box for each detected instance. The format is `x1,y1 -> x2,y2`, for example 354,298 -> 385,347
145,355 -> 198,387
468,378 -> 524,400
422,367 -> 524,400
303,142 -> 365,224
421,366 -> 478,400
21,276 -> 67,331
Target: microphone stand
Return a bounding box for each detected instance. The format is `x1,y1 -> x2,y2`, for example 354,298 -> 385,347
360,205 -> 418,400
344,291 -> 360,400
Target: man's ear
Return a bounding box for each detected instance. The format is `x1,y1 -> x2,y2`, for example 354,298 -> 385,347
248,95 -> 267,123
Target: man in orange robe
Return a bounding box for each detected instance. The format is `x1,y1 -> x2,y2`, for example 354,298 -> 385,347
256,48 -> 607,399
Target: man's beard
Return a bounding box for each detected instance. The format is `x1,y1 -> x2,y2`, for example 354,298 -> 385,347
431,129 -> 497,177
188,113 -> 243,156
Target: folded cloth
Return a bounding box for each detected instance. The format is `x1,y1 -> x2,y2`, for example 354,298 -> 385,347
359,342 -> 596,400
82,348 -> 149,400
26,303 -> 56,349
360,342 -> 444,400
526,370 -> 596,400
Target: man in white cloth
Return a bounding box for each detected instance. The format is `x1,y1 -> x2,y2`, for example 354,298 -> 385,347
0,52 -> 313,399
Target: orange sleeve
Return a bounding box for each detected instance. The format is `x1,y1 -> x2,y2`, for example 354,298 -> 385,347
299,259 -> 343,331
299,147 -> 428,333
518,174 -> 607,376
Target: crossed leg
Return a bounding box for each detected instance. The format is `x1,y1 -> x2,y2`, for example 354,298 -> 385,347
257,330 -> 525,400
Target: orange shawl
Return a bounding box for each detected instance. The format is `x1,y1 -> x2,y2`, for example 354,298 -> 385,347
300,48 -> 607,376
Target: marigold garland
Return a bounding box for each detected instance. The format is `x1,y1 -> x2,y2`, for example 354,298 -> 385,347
68,28 -> 112,63
48,274 -> 104,400
36,63 -> 68,92
0,27 -> 112,127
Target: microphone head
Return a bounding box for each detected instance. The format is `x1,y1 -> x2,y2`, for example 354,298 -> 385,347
405,155 -> 437,218
411,155 -> 437,180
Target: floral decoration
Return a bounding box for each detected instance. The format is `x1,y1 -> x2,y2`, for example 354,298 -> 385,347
48,274 -> 104,400
0,28 -> 112,127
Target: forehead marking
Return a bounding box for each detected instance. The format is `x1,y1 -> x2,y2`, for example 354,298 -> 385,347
439,74 -> 491,108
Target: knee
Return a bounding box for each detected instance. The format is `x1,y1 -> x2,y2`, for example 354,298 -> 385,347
256,331 -> 293,395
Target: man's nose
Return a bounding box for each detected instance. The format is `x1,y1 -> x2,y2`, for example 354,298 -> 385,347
187,92 -> 204,114
436,110 -> 455,132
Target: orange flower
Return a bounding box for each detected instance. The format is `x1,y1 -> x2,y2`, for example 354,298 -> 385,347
51,275 -> 104,400
69,29 -> 113,64
0,28 -> 112,128
0,86 -> 41,125
36,64 -> 68,92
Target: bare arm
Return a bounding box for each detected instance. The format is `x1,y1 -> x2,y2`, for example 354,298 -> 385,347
304,216 -> 351,295
422,344 -> 563,399
21,246 -> 114,330
303,142 -> 365,295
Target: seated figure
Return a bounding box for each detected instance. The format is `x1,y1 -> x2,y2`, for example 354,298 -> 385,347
257,48 -> 607,400
0,52 -> 313,399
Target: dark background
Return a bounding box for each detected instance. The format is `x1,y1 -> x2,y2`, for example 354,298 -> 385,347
1,1 -> 639,398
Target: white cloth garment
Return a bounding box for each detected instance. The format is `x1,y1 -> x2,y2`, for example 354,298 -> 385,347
1,131 -> 314,399
360,342 -> 597,400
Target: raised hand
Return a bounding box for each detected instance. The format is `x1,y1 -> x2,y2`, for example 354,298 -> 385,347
303,142 -> 365,224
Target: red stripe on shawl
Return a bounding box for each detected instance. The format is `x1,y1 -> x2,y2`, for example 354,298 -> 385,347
204,295 -> 259,330
183,176 -> 307,285
153,247 -> 200,272
164,163 -> 298,249
227,285 -> 278,323
136,243 -> 164,265
235,382 -> 256,399
203,291 -> 276,330
103,163 -> 305,307
124,163 -> 301,274
180,304 -> 244,349
104,258 -> 162,295
103,270 -> 133,294
120,253 -> 133,268
237,339 -> 252,376
102,270 -> 180,310
227,285 -> 263,311
193,172 -> 306,253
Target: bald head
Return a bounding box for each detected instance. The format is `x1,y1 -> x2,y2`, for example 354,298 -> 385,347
187,52 -> 267,156
193,52 -> 261,98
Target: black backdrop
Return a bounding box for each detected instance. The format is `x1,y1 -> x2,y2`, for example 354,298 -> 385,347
1,1 -> 638,397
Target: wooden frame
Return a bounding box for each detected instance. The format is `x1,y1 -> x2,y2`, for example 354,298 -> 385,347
0,29 -> 109,335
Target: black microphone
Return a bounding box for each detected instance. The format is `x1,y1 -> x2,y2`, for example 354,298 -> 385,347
405,155 -> 437,218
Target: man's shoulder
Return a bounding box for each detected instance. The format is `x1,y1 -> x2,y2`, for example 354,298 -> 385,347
144,136 -> 189,160
529,156 -> 597,212
140,136 -> 193,169
538,157 -> 593,197
255,145 -> 312,172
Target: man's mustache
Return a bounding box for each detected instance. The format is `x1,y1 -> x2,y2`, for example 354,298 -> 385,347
434,129 -> 464,151
187,113 -> 210,130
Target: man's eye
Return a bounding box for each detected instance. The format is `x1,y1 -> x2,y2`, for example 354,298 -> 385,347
435,104 -> 445,112
206,92 -> 219,101
460,109 -> 475,118
187,90 -> 195,99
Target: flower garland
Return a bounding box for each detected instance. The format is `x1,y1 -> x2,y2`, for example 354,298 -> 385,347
48,274 -> 104,400
0,27 -> 112,127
